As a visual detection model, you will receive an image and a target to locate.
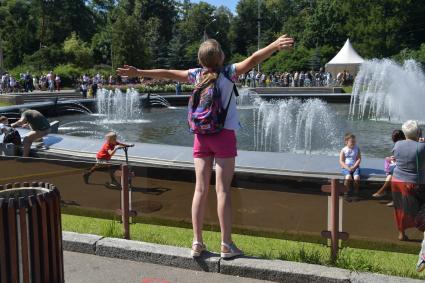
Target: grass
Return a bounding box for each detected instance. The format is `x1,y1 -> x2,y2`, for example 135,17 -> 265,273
0,101 -> 12,107
62,214 -> 425,280
342,86 -> 353,93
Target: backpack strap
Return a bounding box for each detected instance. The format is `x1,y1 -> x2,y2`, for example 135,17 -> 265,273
220,82 -> 235,125
222,72 -> 239,97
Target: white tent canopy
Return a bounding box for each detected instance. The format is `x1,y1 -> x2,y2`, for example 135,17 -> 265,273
325,39 -> 364,77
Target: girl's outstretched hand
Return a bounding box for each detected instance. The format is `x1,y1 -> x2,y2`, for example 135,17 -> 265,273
116,65 -> 139,78
272,35 -> 294,51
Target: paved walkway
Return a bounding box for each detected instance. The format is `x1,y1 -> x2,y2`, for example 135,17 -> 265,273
64,251 -> 272,283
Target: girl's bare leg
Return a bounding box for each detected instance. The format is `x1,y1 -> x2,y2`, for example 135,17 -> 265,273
192,157 -> 214,245
373,175 -> 392,197
215,157 -> 235,244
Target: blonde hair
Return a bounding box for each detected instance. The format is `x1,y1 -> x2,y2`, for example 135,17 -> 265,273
0,116 -> 7,124
196,39 -> 224,88
105,132 -> 117,140
198,39 -> 224,69
344,133 -> 355,143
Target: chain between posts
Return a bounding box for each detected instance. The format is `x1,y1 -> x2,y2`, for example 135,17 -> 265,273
321,179 -> 349,262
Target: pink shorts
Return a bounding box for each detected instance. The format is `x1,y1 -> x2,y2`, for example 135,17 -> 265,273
193,129 -> 237,158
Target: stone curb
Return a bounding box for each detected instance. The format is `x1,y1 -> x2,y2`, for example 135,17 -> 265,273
62,231 -> 422,283
220,257 -> 351,283
95,237 -> 220,273
62,231 -> 103,254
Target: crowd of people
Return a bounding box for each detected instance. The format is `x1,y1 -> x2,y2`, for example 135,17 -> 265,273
0,67 -> 354,95
237,68 -> 352,88
0,71 -> 62,93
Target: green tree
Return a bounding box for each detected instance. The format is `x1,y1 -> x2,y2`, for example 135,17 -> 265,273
91,30 -> 112,66
262,46 -> 312,73
63,32 -> 93,68
110,1 -> 149,68
167,32 -> 186,68
0,0 -> 38,68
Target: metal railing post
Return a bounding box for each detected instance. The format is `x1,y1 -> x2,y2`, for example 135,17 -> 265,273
321,179 -> 349,262
121,164 -> 130,239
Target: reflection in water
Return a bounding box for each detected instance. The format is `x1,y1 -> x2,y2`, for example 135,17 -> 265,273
132,200 -> 163,213
1,156 -> 424,250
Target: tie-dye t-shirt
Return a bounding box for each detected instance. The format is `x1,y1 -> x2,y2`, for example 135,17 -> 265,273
187,64 -> 240,130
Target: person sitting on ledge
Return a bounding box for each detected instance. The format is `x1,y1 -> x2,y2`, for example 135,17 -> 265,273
83,132 -> 132,187
373,129 -> 405,206
11,109 -> 50,157
339,133 -> 362,201
0,116 -> 22,147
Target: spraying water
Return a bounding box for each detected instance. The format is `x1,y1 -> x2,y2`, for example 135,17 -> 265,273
148,93 -> 172,108
350,59 -> 425,122
96,88 -> 142,122
236,88 -> 261,107
254,98 -> 338,154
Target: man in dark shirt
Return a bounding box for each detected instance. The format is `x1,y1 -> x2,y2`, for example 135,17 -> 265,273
11,109 -> 50,157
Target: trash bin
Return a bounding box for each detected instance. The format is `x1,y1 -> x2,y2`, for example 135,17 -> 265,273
0,182 -> 63,283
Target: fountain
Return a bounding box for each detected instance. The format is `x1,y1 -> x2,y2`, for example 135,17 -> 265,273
96,88 -> 142,122
350,59 -> 425,122
148,93 -> 172,108
236,88 -> 260,107
253,98 -> 339,154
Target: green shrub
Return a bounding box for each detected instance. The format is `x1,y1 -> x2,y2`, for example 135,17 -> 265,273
136,84 -> 193,93
53,64 -> 83,87
9,65 -> 41,80
88,65 -> 114,78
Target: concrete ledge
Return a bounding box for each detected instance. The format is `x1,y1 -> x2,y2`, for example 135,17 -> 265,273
220,257 -> 351,283
62,232 -> 422,283
95,237 -> 220,272
62,231 -> 103,254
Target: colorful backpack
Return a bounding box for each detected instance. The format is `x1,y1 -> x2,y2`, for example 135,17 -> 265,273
187,71 -> 237,135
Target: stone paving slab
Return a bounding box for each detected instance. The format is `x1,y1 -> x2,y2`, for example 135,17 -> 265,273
64,251 -> 271,283
63,232 -> 423,283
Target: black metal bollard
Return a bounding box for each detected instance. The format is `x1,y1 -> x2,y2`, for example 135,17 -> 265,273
0,182 -> 64,283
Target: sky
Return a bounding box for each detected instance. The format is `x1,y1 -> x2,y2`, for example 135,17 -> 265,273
190,0 -> 239,13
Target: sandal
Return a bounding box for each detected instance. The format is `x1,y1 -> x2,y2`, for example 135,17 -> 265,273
221,242 -> 243,259
417,241 -> 425,272
417,253 -> 425,272
372,192 -> 385,198
191,241 -> 206,258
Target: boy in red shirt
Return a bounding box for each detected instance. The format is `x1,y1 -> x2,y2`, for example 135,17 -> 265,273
83,132 -> 132,186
